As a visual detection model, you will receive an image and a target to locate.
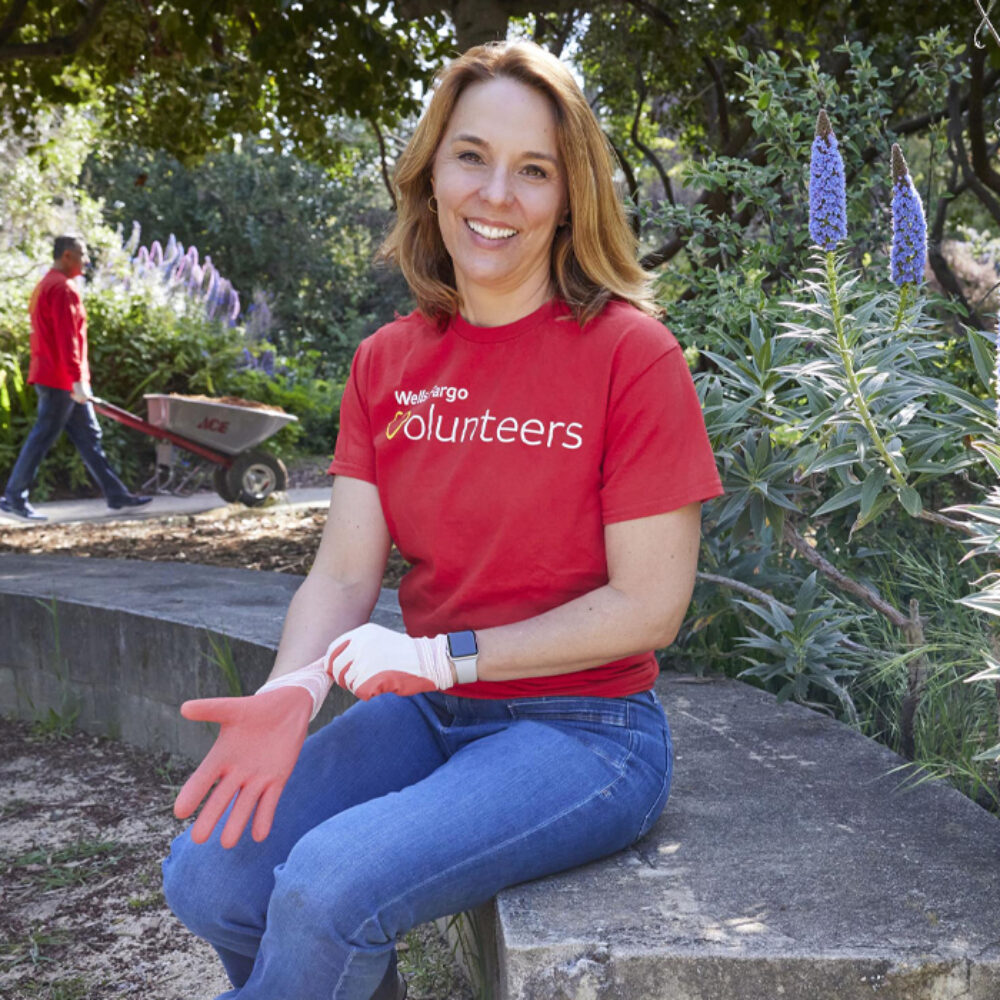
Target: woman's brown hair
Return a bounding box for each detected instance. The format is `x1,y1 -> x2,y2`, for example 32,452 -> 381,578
377,40 -> 658,326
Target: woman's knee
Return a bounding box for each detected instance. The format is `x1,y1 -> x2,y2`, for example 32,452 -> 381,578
162,830 -> 261,937
268,826 -> 401,950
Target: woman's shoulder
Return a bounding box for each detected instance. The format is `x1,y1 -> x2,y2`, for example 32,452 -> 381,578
581,298 -> 681,360
355,309 -> 436,356
369,308 -> 432,340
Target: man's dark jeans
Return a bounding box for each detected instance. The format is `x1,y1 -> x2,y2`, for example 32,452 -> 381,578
3,385 -> 131,505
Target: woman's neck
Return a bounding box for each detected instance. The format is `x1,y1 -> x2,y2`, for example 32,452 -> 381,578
455,276 -> 555,328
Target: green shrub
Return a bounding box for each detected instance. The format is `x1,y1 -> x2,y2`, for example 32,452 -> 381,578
0,285 -> 343,498
661,34 -> 1000,808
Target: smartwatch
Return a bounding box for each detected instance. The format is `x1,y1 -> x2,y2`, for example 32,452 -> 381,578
446,629 -> 479,684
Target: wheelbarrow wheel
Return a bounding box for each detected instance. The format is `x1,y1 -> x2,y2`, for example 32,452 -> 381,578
212,466 -> 241,504
225,450 -> 288,506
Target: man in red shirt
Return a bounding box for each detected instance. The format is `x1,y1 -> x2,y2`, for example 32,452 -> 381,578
1,235 -> 151,521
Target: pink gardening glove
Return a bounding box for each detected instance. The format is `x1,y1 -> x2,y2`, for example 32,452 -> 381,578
326,623 -> 455,700
174,686 -> 313,848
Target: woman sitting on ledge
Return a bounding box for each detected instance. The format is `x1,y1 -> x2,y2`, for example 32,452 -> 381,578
162,38 -> 722,1000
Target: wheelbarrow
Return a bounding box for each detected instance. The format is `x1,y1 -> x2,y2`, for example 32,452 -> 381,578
91,394 -> 298,506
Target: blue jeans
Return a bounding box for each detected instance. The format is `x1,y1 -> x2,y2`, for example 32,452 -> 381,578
3,385 -> 131,504
163,688 -> 673,1000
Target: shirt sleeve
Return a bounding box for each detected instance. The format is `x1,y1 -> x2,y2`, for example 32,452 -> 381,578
600,343 -> 723,524
55,284 -> 85,382
328,340 -> 377,483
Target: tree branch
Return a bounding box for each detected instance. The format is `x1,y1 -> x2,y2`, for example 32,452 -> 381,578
946,76 -> 1000,251
701,54 -> 730,148
621,0 -> 678,31
696,571 -> 794,614
640,116 -> 755,269
855,68 -> 1000,163
967,40 -> 1000,197
533,9 -> 577,58
368,117 -> 397,213
630,65 -> 674,206
605,133 -> 641,238
782,520 -> 911,627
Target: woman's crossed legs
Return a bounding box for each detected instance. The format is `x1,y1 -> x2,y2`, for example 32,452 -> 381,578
163,689 -> 671,1000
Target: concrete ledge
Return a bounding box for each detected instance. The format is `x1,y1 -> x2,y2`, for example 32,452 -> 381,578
0,553 -> 402,758
492,676 -> 1000,998
2,553 -> 999,998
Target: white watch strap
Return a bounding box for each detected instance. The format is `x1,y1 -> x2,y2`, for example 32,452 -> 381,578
452,655 -> 478,685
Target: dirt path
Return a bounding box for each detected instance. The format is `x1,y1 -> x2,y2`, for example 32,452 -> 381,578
0,720 -> 473,1000
0,503 -> 411,586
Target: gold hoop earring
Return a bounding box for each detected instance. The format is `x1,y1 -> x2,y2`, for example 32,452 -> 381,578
428,195 -> 438,215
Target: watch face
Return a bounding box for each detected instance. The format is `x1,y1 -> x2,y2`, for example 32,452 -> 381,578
448,630 -> 478,658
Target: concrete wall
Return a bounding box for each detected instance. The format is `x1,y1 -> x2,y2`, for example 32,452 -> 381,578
0,554 -> 402,758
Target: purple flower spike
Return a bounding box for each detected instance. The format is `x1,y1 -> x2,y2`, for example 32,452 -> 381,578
149,241 -> 163,267
229,291 -> 241,325
890,144 -> 927,286
171,258 -> 190,285
809,110 -> 848,251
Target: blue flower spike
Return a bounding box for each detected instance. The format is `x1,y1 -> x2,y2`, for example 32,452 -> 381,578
809,109 -> 848,251
890,143 -> 927,287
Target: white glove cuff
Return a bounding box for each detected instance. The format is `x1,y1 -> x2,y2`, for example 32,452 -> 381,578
255,657 -> 332,721
415,635 -> 456,690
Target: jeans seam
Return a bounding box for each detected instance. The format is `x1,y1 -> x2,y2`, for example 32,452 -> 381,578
343,734 -> 637,953
636,716 -> 671,840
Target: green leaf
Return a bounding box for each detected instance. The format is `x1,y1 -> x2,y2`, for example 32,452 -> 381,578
859,466 -> 887,520
898,485 -> 923,516
813,483 -> 863,517
851,491 -> 897,536
966,327 -> 996,395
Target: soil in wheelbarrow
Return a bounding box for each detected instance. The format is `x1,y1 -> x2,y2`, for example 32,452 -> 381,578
164,393 -> 288,413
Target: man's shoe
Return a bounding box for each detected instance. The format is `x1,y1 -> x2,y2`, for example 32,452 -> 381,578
107,494 -> 152,510
0,497 -> 47,521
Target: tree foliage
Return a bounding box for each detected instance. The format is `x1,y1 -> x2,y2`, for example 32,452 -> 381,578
83,135 -> 411,373
0,1 -> 451,162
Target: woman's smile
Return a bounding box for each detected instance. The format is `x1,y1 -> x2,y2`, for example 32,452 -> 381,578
464,218 -> 519,241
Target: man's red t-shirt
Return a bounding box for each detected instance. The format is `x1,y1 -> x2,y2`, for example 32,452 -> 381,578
27,268 -> 90,391
330,297 -> 723,699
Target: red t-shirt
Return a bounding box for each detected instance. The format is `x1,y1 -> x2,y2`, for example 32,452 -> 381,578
330,297 -> 723,698
27,268 -> 90,391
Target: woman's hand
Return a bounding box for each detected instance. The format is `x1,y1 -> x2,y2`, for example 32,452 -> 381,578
326,623 -> 455,700
173,686 -> 313,848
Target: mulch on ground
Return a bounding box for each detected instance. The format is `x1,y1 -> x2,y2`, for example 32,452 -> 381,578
0,504 -> 411,586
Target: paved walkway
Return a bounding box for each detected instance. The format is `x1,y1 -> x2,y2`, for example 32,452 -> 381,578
0,486 -> 332,529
